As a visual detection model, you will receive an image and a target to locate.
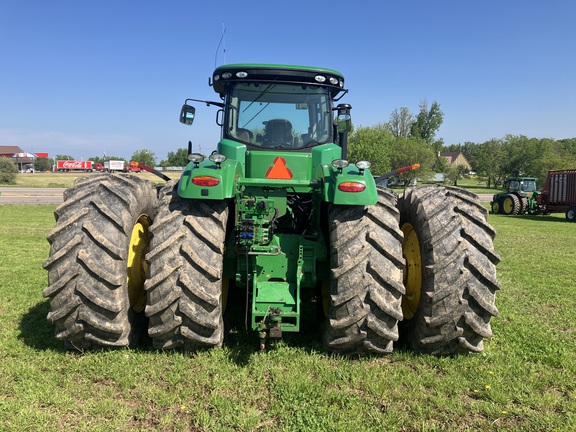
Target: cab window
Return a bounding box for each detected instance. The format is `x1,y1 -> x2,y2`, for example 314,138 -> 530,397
226,83 -> 332,149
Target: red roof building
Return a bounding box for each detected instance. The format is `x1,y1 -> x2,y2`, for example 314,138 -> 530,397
0,146 -> 47,171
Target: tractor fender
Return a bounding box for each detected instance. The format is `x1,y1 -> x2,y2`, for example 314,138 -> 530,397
317,162 -> 378,206
178,159 -> 243,200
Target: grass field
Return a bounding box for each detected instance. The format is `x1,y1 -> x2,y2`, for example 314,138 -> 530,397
1,204 -> 575,431
7,172 -> 181,189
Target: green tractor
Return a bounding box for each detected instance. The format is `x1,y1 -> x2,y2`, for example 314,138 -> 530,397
490,177 -> 540,215
44,64 -> 501,355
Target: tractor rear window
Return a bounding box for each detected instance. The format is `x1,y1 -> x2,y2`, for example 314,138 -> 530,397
521,180 -> 537,192
226,83 -> 332,149
510,180 -> 537,192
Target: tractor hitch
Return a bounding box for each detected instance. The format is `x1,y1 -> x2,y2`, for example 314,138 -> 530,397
257,307 -> 283,351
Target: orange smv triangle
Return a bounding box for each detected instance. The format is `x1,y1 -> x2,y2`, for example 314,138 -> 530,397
266,157 -> 293,180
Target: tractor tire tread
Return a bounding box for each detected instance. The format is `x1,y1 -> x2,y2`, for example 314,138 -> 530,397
324,187 -> 404,354
398,185 -> 500,355
144,180 -> 228,350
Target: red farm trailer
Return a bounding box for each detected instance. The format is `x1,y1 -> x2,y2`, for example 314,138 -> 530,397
537,169 -> 576,221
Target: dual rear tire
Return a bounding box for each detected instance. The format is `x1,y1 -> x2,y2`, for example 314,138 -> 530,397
43,174 -> 158,348
44,177 -> 228,351
492,194 -> 521,215
324,185 -> 501,355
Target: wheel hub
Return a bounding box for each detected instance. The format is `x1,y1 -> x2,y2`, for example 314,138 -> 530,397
503,197 -> 514,214
401,222 -> 422,320
126,214 -> 152,313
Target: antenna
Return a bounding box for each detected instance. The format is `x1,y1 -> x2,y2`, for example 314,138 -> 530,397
214,24 -> 227,67
223,23 -> 227,64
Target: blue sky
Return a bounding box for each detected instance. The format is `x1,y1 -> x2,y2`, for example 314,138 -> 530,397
1,1 -> 575,162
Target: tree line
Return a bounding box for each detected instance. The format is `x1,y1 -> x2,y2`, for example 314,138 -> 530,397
442,136 -> 576,187
348,101 -> 576,188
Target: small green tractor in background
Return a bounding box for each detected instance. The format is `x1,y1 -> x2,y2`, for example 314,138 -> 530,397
490,177 -> 540,215
44,64 -> 501,355
491,170 -> 576,220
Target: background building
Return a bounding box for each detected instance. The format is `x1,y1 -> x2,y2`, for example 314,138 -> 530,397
0,146 -> 43,172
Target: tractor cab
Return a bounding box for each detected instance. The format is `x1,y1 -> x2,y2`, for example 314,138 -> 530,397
507,177 -> 538,196
214,64 -> 350,151
180,64 -> 351,153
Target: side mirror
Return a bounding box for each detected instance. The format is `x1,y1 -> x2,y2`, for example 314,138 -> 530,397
180,104 -> 196,125
337,113 -> 352,133
336,104 -> 352,133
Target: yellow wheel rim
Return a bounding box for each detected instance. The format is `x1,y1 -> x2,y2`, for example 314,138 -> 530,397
401,222 -> 422,320
126,215 -> 152,313
503,197 -> 514,214
492,202 -> 500,213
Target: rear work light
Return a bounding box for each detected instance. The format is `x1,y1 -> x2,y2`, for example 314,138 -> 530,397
192,176 -> 220,187
338,182 -> 366,192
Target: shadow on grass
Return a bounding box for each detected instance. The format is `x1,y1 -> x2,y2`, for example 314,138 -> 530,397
523,214 -> 573,223
18,300 -> 64,351
22,296 -> 400,366
18,298 -> 327,365
220,299 -> 327,366
491,214 -> 572,223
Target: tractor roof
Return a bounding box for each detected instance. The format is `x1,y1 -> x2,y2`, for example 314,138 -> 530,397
212,63 -> 346,98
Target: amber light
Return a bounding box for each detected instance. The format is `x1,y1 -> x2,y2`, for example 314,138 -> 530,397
192,176 -> 220,186
338,182 -> 366,192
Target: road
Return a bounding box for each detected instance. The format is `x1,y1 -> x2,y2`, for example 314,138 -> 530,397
0,188 -> 494,205
0,187 -> 65,205
477,194 -> 492,203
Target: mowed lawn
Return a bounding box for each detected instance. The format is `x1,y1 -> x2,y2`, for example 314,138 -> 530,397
0,203 -> 575,431
8,171 -> 179,189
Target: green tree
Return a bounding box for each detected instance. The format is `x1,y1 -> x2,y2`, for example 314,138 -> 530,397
130,149 -> 156,167
522,138 -> 576,186
446,164 -> 469,186
54,154 -> 75,161
475,139 -> 503,187
34,157 -> 54,172
102,156 -> 126,163
0,156 -> 18,184
389,136 -> 436,182
500,135 -> 547,179
89,156 -> 105,165
434,154 -> 451,173
161,148 -> 189,167
410,100 -> 444,146
551,138 -> 576,167
557,138 -> 576,157
386,107 -> 414,138
347,124 -> 395,176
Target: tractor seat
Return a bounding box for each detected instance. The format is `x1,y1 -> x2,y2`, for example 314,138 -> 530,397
262,119 -> 293,148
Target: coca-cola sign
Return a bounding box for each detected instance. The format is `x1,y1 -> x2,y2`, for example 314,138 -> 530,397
57,160 -> 92,169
